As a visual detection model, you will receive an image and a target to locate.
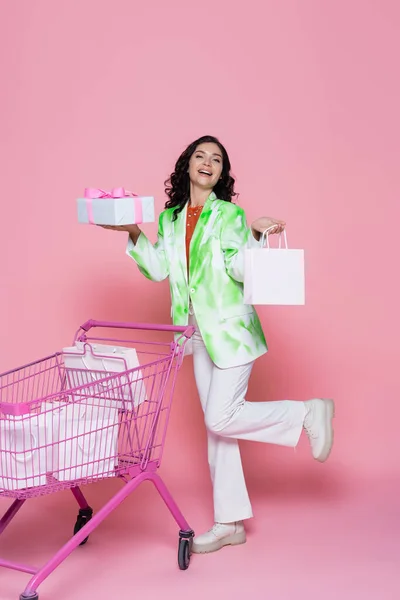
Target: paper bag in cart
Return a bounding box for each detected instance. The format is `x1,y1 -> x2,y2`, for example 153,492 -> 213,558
62,342 -> 147,408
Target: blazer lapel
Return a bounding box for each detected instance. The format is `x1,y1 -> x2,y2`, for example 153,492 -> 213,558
189,192 -> 217,280
172,202 -> 188,284
170,192 -> 217,284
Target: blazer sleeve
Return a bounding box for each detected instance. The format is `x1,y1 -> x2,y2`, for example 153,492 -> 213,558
220,205 -> 260,283
126,212 -> 169,282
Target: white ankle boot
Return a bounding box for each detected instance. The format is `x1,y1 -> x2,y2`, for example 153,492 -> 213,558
303,398 -> 335,462
192,521 -> 246,554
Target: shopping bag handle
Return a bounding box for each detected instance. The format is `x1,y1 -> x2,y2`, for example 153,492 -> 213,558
77,320 -> 195,339
260,226 -> 288,249
81,355 -> 117,389
10,431 -> 37,463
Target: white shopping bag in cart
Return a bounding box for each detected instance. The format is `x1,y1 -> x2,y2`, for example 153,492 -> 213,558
62,342 -> 147,408
0,412 -> 50,490
244,228 -> 305,305
54,401 -> 119,482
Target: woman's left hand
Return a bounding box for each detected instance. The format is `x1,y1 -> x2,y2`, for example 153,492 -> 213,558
251,217 -> 286,241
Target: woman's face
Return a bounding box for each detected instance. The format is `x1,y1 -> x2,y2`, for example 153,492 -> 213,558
188,142 -> 223,190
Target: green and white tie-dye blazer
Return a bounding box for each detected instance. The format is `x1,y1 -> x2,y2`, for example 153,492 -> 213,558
126,191 -> 268,369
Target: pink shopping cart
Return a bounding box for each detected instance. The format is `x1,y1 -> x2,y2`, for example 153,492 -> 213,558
0,319 -> 195,600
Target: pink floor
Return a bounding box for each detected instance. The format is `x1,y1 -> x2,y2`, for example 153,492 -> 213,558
0,472 -> 398,600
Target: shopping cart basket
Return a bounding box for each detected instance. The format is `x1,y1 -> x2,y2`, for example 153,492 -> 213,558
0,319 -> 195,600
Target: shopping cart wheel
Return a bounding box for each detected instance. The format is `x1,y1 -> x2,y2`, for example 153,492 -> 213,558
73,506 -> 93,546
178,530 -> 194,570
178,539 -> 190,570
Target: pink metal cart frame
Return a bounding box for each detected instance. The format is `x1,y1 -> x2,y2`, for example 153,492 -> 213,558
0,319 -> 195,600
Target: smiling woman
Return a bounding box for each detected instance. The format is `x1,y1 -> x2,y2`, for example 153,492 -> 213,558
100,134 -> 335,556
164,135 -> 238,220
188,145 -> 222,196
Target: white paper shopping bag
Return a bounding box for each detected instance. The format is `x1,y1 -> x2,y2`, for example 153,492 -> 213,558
0,412 -> 50,490
54,401 -> 119,482
62,342 -> 147,408
244,229 -> 305,305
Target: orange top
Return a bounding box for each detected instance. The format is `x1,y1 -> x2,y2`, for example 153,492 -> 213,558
186,204 -> 204,271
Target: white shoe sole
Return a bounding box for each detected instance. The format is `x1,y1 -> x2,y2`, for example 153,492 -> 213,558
315,398 -> 335,463
192,530 -> 247,554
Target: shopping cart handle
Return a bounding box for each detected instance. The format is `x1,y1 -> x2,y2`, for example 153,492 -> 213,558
79,319 -> 195,338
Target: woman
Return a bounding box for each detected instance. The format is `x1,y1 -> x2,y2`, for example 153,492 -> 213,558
102,135 -> 334,554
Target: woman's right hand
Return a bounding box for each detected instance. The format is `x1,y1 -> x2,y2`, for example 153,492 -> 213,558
99,224 -> 139,233
100,224 -> 141,244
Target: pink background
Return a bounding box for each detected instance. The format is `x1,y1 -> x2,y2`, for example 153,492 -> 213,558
1,1 -> 399,599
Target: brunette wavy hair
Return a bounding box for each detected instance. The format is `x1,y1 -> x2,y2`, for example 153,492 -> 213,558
164,135 -> 237,221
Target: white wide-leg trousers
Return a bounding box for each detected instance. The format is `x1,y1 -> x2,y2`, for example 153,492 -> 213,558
190,313 -> 306,523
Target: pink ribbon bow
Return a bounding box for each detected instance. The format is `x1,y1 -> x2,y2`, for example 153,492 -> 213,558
83,187 -> 143,224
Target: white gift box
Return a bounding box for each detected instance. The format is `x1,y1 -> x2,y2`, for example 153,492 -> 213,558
77,188 -> 155,225
0,412 -> 51,490
62,342 -> 147,409
244,229 -> 305,305
53,401 -> 119,482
